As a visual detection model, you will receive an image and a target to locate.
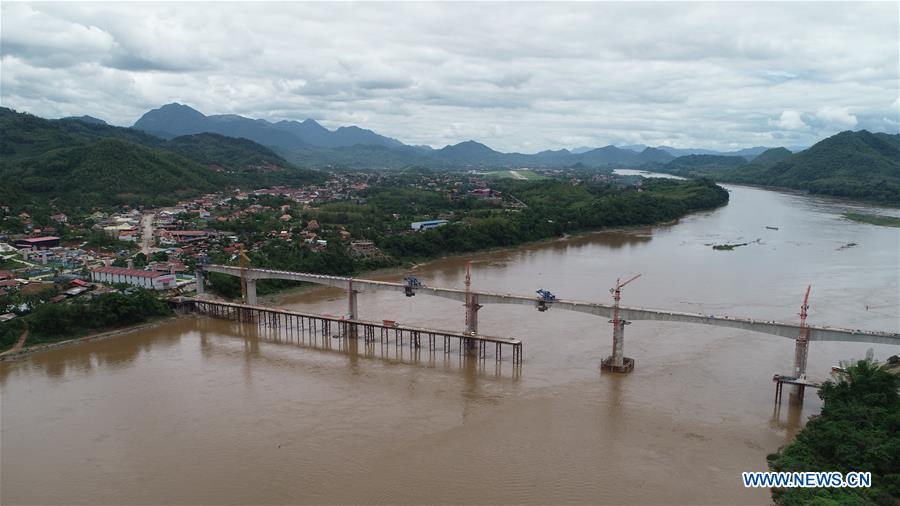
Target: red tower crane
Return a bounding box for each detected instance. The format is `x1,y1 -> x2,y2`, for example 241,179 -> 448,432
793,285 -> 812,378
602,273 -> 641,372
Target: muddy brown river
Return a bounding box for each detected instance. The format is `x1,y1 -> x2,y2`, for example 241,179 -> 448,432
2,181 -> 898,505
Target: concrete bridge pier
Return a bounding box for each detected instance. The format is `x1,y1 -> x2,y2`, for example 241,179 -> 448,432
464,294 -> 482,353
601,320 -> 634,373
195,270 -> 206,296
245,278 -> 258,305
790,335 -> 809,404
347,280 -> 359,338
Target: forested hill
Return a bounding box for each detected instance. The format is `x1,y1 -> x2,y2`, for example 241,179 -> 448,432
0,108 -> 321,210
728,131 -> 899,204
657,131 -> 900,205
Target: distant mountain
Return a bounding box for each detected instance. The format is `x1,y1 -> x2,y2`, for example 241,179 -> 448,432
664,154 -> 749,171
728,131 -> 900,203
0,107 -> 320,209
272,119 -> 403,149
728,146 -> 773,160
637,147 -> 675,163
60,115 -> 108,126
656,131 -> 899,204
617,144 -> 649,153
657,145 -> 772,160
134,103 -> 403,150
751,147 -> 793,167
133,103 -> 311,149
436,140 -> 504,165
131,103 -> 793,169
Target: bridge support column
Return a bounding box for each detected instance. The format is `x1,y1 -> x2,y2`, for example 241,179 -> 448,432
464,294 -> 481,353
601,320 -> 634,373
347,280 -> 359,338
790,335 -> 809,404
195,270 -> 205,296
245,278 -> 257,305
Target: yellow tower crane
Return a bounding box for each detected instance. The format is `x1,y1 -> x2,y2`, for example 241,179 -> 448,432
239,246 -> 251,304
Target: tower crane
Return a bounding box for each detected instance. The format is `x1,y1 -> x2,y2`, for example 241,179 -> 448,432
610,273 -> 641,357
793,285 -> 811,378
239,246 -> 251,304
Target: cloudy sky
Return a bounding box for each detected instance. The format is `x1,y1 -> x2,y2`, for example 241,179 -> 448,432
1,2 -> 898,152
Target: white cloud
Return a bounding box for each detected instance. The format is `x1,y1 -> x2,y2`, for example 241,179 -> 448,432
814,106 -> 858,129
1,2 -> 897,151
771,111 -> 808,131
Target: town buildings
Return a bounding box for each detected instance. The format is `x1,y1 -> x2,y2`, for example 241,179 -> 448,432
90,266 -> 176,290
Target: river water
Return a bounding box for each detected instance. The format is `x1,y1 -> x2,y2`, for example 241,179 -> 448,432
2,179 -> 898,505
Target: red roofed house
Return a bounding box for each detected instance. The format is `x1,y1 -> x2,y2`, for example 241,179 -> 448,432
91,266 -> 176,290
15,236 -> 60,249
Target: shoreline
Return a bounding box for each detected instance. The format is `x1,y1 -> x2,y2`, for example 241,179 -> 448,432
265,210 -> 711,306
0,315 -> 185,362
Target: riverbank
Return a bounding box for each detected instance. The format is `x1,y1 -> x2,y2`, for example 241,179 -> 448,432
843,212 -> 900,228
262,213 -> 708,307
0,314 -> 184,362
767,359 -> 900,505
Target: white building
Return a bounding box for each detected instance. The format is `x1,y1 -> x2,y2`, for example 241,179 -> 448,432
91,266 -> 176,290
410,219 -> 450,231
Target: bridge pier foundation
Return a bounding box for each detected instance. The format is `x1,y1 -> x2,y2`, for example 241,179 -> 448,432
601,320 -> 634,373
464,294 -> 481,354
347,280 -> 359,338
245,279 -> 257,305
195,270 -> 205,296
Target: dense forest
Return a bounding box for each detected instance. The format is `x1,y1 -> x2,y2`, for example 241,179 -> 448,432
657,131 -> 900,205
383,178 -> 728,258
767,359 -> 900,505
0,108 -> 321,210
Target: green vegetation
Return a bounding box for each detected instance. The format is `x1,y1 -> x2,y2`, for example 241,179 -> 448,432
383,178 -> 728,259
0,289 -> 173,350
658,131 -> 900,205
0,107 -> 321,211
767,359 -> 900,505
844,213 -> 900,228
0,318 -> 26,351
203,177 -> 728,299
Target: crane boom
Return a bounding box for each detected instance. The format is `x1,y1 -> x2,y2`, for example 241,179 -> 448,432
239,246 -> 251,304
617,273 -> 641,290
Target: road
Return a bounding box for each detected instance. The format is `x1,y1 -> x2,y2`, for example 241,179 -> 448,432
508,170 -> 527,180
140,213 -> 156,255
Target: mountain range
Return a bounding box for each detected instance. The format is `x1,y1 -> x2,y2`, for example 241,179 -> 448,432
130,103 -> 787,169
4,104 -> 897,208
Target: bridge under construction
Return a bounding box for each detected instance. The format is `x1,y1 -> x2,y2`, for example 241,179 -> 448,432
195,263 -> 899,400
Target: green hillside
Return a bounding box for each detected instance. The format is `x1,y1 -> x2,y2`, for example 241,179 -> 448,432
2,138 -> 223,208
0,108 -> 322,210
730,131 -> 899,203
751,147 -> 793,167
657,131 -> 900,205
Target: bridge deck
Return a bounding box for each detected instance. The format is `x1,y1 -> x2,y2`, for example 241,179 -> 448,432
198,264 -> 900,345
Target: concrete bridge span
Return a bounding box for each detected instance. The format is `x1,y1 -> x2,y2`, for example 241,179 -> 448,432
198,264 -> 899,346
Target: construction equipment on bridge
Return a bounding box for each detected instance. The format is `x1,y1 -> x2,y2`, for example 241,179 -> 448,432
782,285 -> 813,404
239,246 -> 251,304
404,276 -> 423,297
602,273 -> 641,373
536,289 -> 556,312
